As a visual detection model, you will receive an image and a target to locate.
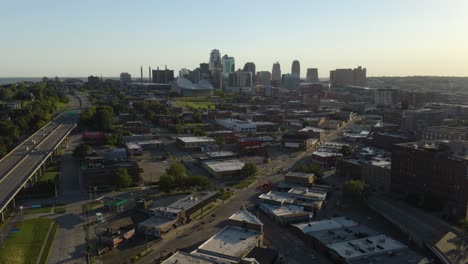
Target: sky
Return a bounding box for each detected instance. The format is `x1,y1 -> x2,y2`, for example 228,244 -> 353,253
1,0 -> 467,78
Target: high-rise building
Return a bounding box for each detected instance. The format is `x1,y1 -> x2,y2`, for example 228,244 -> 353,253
222,55 -> 235,76
229,69 -> 253,88
152,67 -> 175,84
306,68 -> 319,82
256,71 -> 271,86
209,49 -> 221,75
243,62 -> 256,82
329,66 -> 367,87
281,74 -> 300,89
179,68 -> 190,78
391,140 -> 468,220
88,75 -> 101,86
374,88 -> 400,107
272,62 -> 281,83
353,66 -> 367,87
291,60 -> 300,77
200,63 -> 210,77
119,72 -> 131,87
189,68 -> 201,83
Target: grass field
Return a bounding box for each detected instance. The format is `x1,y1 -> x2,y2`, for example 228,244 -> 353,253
25,206 -> 54,214
174,97 -> 214,109
40,172 -> 59,183
0,218 -> 55,264
39,222 -> 58,264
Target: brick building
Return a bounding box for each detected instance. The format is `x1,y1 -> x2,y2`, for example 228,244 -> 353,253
391,140 -> 468,220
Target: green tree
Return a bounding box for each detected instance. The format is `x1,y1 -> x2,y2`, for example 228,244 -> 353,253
72,144 -> 92,158
341,145 -> 352,157
174,124 -> 183,134
240,163 -> 258,178
115,168 -> 133,188
293,164 -> 324,178
459,218 -> 468,232
96,106 -> 114,131
343,180 -> 368,201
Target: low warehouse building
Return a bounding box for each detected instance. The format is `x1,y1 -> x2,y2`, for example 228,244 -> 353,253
176,136 -> 216,151
202,159 -> 245,178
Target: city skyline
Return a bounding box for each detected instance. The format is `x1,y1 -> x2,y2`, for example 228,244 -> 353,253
1,0 -> 467,77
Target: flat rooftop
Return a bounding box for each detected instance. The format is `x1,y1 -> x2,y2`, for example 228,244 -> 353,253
258,191 -> 295,204
169,192 -> 217,211
259,203 -> 309,218
203,159 -> 244,173
194,226 -> 261,259
288,188 -> 327,201
309,225 -> 378,245
205,151 -> 237,158
125,142 -> 142,149
139,216 -> 174,228
162,251 -> 216,264
177,136 -> 216,143
327,235 -> 406,261
293,217 -> 358,234
228,210 -> 263,225
348,248 -> 430,264
285,171 -> 315,179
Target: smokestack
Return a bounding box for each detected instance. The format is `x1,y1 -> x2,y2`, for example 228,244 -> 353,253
148,66 -> 151,83
140,66 -> 143,85
165,65 -> 167,83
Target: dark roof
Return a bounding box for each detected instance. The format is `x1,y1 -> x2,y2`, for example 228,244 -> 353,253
244,247 -> 279,264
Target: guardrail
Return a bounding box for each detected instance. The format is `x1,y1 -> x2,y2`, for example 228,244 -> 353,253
0,123 -> 76,213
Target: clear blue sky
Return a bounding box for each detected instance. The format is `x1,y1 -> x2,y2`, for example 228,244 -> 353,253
1,0 -> 467,77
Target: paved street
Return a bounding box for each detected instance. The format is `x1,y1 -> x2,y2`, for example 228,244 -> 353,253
48,134 -> 89,264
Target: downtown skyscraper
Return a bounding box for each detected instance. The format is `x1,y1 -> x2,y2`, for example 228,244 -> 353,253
292,60 -> 300,77
272,62 -> 281,83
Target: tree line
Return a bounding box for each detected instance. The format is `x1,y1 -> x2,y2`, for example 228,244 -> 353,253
0,83 -> 69,158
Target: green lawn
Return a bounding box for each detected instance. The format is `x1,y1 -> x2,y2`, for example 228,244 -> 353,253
53,206 -> 66,214
25,206 -> 54,215
174,97 -> 214,109
0,218 -> 55,264
40,172 -> 59,183
219,191 -> 234,200
39,222 -> 58,264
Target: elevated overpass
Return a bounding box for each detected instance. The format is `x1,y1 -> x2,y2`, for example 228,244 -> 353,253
0,97 -> 84,221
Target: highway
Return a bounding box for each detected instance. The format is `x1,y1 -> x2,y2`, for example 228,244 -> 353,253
0,96 -> 83,218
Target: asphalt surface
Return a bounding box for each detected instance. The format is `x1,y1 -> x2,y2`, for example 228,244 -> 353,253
0,95 -> 84,213
48,134 -> 89,264
0,114 -> 77,213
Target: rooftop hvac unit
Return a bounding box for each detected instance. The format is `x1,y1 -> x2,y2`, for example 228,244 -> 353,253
345,249 -> 352,255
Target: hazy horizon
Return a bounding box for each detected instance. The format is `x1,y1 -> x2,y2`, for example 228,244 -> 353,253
1,0 -> 467,77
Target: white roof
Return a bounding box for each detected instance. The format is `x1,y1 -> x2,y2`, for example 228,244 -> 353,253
125,142 -> 142,149
194,226 -> 260,259
327,235 -> 406,260
258,191 -> 295,204
259,203 -> 306,217
288,188 -> 327,201
177,136 -> 216,143
203,159 -> 244,173
228,210 -> 263,225
299,126 -> 325,132
293,217 -> 358,234
162,251 -> 216,264
285,171 -> 315,179
205,151 -> 236,158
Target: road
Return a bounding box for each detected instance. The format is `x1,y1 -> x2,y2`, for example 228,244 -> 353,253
123,117 -> 361,264
47,134 -> 89,264
0,113 -> 78,216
